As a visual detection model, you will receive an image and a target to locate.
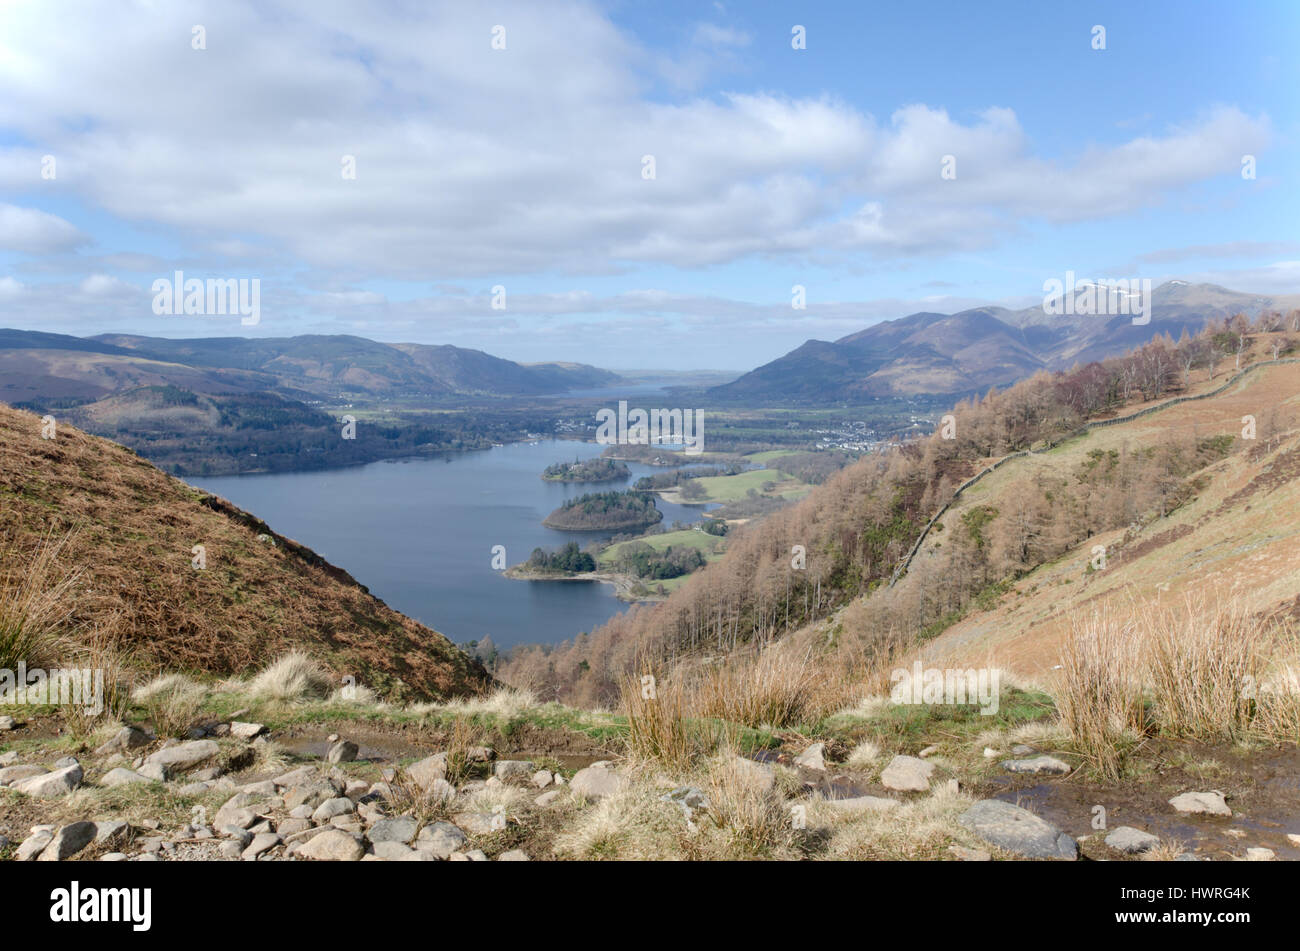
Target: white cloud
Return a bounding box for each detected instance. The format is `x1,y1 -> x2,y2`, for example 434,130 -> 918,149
0,0 -> 1272,281
0,203 -> 87,253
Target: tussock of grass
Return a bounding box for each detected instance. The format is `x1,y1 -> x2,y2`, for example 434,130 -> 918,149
1053,610 -> 1145,781
552,779 -> 692,861
246,651 -> 335,703
810,781 -> 977,861
133,673 -> 208,738
0,532 -> 78,671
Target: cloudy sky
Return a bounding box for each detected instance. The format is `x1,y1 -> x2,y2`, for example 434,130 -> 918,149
1,0 -> 1296,369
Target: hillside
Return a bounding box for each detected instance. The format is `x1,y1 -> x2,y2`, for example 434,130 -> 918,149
0,403 -> 490,700
710,282 -> 1300,403
909,359 -> 1300,676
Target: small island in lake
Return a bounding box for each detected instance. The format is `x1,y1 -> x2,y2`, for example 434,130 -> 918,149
541,457 -> 630,483
542,489 -> 664,531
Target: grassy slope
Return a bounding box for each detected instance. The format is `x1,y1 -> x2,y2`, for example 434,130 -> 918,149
910,361 -> 1300,675
0,403 -> 490,700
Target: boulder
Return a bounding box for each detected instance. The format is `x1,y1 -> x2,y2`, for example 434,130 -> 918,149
100,767 -> 151,788
16,829 -> 55,861
493,760 -> 535,782
372,841 -> 415,861
94,726 -> 151,756
0,764 -> 47,786
273,765 -> 319,789
1001,756 -> 1071,776
144,739 -> 219,772
37,822 -> 98,861
296,829 -> 364,861
880,755 -> 934,792
229,721 -> 266,740
0,715 -> 20,730
327,740 -> 359,764
405,753 -> 448,789
1105,826 -> 1160,854
497,849 -> 530,861
311,797 -> 356,825
570,765 -> 629,800
416,822 -> 467,859
94,820 -> 131,850
958,800 -> 1077,860
368,815 -> 418,844
532,770 -> 554,789
138,763 -> 168,782
1169,791 -> 1231,817
12,763 -> 83,798
241,833 -> 281,860
794,743 -> 826,771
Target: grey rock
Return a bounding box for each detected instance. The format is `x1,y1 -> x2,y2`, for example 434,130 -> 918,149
94,726 -> 151,756
880,754 -> 934,792
0,715 -> 19,729
100,767 -> 151,788
0,764 -> 47,785
1169,791 -> 1231,817
12,763 -> 83,798
94,820 -> 131,849
176,781 -> 212,796
497,849 -> 530,861
661,785 -> 711,819
570,765 -> 629,801
368,815 -> 418,844
38,822 -> 98,861
327,740 -> 359,764
100,852 -> 127,861
958,800 -> 1077,860
138,762 -> 169,782
273,765 -> 318,788
532,769 -> 554,788
534,789 -> 564,807
16,829 -> 54,861
405,753 -> 448,789
191,766 -> 222,782
296,829 -> 364,861
1245,847 -> 1275,861
372,840 -> 415,860
493,760 -> 535,782
229,721 -> 266,740
242,833 -> 281,860
794,743 -> 826,771
242,780 -> 278,797
1010,744 -> 1038,756
277,818 -> 312,837
311,796 -> 355,824
949,845 -> 992,861
1001,755 -> 1071,775
219,840 -> 243,860
0,750 -> 18,765
1105,826 -> 1160,854
144,739 -> 219,772
416,821 -> 468,859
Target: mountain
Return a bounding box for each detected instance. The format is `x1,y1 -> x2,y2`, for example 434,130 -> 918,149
709,282 -> 1300,403
88,332 -> 623,399
0,402 -> 491,700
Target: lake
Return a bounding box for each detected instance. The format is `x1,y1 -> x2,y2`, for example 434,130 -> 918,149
192,440 -> 709,648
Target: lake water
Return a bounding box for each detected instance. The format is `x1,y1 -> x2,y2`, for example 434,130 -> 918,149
192,440 -> 709,648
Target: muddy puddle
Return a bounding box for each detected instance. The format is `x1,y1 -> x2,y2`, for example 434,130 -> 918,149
982,743 -> 1300,860
273,725 -> 602,771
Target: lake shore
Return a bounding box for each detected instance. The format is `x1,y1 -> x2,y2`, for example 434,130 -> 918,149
502,564 -> 667,602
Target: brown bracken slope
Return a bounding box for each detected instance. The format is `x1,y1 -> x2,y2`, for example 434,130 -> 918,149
0,403 -> 490,700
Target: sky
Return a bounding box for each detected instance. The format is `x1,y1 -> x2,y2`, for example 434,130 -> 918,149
0,0 -> 1296,370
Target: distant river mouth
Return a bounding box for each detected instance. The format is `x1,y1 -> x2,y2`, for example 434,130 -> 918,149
191,439 -> 713,649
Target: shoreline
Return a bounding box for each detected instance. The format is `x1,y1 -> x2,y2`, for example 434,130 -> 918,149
502,564 -> 668,603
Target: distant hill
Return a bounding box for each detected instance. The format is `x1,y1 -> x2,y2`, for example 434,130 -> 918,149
0,402 -> 492,700
709,282 -> 1300,403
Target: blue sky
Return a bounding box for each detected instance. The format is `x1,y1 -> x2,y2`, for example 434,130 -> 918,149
0,0 -> 1296,369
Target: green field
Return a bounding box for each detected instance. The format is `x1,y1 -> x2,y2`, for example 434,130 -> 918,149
686,467 -> 810,502
743,449 -> 799,464
597,528 -> 725,567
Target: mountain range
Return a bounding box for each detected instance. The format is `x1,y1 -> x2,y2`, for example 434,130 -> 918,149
0,330 -> 622,406
708,282 -> 1300,403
